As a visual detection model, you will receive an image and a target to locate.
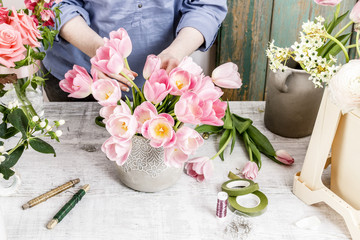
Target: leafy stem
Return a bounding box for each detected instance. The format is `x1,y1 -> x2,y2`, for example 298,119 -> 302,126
334,21 -> 354,38
210,134 -> 232,161
120,72 -> 145,102
318,33 -> 349,62
356,31 -> 360,58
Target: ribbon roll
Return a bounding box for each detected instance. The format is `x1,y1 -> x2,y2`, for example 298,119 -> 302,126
228,190 -> 268,217
221,179 -> 259,197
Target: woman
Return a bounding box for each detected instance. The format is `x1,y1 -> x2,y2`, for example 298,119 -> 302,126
43,0 -> 228,101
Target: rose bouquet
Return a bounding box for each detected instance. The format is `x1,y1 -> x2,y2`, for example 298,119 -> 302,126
0,0 -> 64,180
266,0 -> 360,87
60,27 -> 293,182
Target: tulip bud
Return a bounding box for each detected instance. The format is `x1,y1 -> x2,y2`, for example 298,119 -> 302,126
241,161 -> 258,180
143,54 -> 161,80
211,62 -> 242,89
275,150 -> 294,165
350,1 -> 360,24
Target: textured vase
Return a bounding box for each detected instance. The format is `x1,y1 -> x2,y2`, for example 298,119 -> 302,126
264,65 -> 324,138
116,136 -> 183,192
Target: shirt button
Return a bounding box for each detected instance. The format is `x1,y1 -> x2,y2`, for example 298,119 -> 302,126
138,3 -> 142,8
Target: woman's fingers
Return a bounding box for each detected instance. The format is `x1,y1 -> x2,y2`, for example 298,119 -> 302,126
96,70 -> 130,92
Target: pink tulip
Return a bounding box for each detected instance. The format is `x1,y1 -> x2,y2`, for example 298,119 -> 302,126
164,145 -> 188,168
275,150 -> 294,165
112,100 -> 132,115
106,113 -> 138,141
141,114 -> 176,148
169,68 -> 193,95
241,162 -> 258,180
91,46 -> 124,75
59,65 -> 93,98
91,79 -> 122,106
101,136 -> 132,166
0,24 -> 26,68
99,106 -> 117,123
143,54 -> 161,79
185,157 -> 214,182
350,1 -> 360,23
104,28 -> 132,58
177,56 -> 203,76
175,126 -> 204,155
133,101 -> 158,133
143,69 -> 172,104
9,9 -> 42,48
174,92 -> 204,125
200,99 -> 227,126
313,0 -> 342,6
211,62 -> 242,89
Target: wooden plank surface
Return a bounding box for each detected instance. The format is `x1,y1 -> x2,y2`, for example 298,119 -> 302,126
0,102 -> 352,239
219,0 -> 357,101
218,0 -> 273,101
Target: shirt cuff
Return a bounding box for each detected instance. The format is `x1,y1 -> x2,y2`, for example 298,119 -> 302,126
54,5 -> 90,42
176,11 -> 221,52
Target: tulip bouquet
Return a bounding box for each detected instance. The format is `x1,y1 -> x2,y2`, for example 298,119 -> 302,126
0,0 -> 64,180
266,0 -> 360,87
60,27 -> 293,181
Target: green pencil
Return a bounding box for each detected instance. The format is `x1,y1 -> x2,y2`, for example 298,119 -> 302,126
46,184 -> 90,229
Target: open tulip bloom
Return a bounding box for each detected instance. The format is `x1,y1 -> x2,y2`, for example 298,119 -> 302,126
60,27 -> 292,182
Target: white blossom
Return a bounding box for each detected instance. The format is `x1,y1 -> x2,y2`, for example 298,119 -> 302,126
58,119 -> 65,126
32,116 -> 39,122
40,121 -> 46,128
55,130 -> 62,137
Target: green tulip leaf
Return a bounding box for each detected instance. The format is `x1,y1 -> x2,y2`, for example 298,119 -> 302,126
232,114 -> 252,135
246,125 -> 276,158
95,116 -> 105,128
230,128 -> 236,154
219,129 -> 232,161
195,124 -> 223,133
223,103 -> 233,129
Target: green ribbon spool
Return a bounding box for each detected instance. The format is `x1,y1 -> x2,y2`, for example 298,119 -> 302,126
228,190 -> 268,217
221,179 -> 259,197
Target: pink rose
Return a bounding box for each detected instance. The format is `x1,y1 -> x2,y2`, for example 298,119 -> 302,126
0,6 -> 9,24
9,9 -> 41,48
211,62 -> 242,89
0,24 -> 26,68
241,162 -> 258,180
104,28 -> 132,58
350,1 -> 360,23
143,54 -> 161,79
101,136 -> 132,166
133,101 -> 158,133
143,69 -> 171,104
59,65 -> 93,98
178,56 -> 203,76
164,145 -> 188,168
275,150 -> 294,165
169,67 -> 193,95
175,126 -> 204,155
106,113 -> 138,141
91,79 -> 122,106
185,157 -> 214,182
141,114 -> 176,148
91,46 -> 124,75
313,0 -> 342,6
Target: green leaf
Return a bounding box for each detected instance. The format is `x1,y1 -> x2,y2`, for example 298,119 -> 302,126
0,104 -> 7,113
223,102 -> 232,129
7,108 -> 29,139
195,124 -> 223,133
230,128 -> 236,154
232,114 -> 252,135
327,11 -> 349,34
246,125 -> 276,158
30,51 -> 46,61
20,79 -> 31,92
1,127 -> 19,139
95,116 -> 105,128
2,145 -> 25,169
324,33 -> 351,60
219,129 -> 232,161
29,138 -> 56,156
242,131 -> 262,169
0,165 -> 15,180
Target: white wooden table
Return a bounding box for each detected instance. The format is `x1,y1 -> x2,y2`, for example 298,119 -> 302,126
0,102 -> 351,240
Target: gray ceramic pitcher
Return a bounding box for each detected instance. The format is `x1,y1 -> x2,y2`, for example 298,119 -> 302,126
264,67 -> 324,138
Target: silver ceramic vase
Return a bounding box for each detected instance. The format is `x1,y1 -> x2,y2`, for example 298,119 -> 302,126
264,65 -> 324,138
116,136 -> 182,192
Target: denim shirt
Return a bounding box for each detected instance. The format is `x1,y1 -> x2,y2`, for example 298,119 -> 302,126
42,0 -> 227,98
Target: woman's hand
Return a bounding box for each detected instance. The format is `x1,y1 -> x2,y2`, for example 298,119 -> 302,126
158,50 -> 181,73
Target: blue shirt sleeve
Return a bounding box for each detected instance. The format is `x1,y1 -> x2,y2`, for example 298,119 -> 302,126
54,0 -> 90,41
177,0 -> 228,51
